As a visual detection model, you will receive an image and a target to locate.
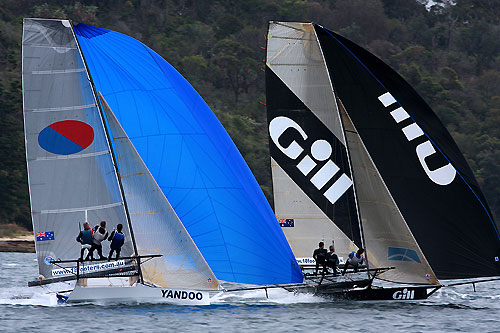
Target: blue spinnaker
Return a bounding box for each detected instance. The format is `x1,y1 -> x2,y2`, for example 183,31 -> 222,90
74,23 -> 303,284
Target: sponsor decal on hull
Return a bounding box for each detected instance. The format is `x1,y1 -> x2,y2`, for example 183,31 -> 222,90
161,289 -> 204,301
392,288 -> 415,300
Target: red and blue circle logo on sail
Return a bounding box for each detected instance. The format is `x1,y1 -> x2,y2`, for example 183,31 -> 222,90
38,120 -> 94,155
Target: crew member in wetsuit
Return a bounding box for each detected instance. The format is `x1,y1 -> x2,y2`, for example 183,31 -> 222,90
107,223 -> 125,260
324,245 -> 339,276
76,222 -> 93,261
313,242 -> 327,275
88,220 -> 108,260
342,248 -> 364,275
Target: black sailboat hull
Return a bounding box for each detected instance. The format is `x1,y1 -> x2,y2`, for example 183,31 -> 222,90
288,282 -> 440,301
325,286 -> 440,301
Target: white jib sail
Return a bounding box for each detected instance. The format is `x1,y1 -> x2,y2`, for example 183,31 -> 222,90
340,103 -> 438,285
99,94 -> 219,290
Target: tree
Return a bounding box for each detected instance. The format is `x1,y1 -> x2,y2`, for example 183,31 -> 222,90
211,39 -> 260,104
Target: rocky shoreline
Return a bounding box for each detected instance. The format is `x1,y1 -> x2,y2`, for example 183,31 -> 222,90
0,236 -> 35,253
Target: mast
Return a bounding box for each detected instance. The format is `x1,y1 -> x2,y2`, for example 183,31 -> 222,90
335,99 -> 368,268
312,24 -> 367,258
21,18 -> 39,270
70,21 -> 144,283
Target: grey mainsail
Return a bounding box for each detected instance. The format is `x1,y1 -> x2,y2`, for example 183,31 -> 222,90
23,18 -> 220,293
267,22 -> 345,144
266,22 -> 360,263
22,18 -> 133,279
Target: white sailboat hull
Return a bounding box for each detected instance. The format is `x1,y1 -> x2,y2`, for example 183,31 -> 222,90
68,283 -> 211,305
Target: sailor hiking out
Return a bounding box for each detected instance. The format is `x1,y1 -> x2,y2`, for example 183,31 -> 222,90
342,249 -> 364,274
313,242 -> 327,275
76,222 -> 93,261
108,223 -> 125,260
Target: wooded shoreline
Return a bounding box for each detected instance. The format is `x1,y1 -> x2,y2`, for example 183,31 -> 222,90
0,235 -> 35,253
1,0 -> 499,232
0,240 -> 35,253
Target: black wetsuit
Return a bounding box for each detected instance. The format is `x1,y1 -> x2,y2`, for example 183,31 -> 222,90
325,252 -> 339,275
313,248 -> 327,274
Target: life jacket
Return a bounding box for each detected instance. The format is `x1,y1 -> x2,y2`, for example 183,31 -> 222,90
93,227 -> 108,244
348,251 -> 363,265
110,231 -> 125,250
80,229 -> 93,245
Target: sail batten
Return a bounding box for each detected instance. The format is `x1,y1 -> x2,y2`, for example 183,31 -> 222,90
38,202 -> 123,214
31,68 -> 86,74
27,104 -> 96,112
30,150 -> 109,161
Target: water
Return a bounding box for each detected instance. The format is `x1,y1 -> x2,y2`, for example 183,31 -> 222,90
1,252 -> 499,332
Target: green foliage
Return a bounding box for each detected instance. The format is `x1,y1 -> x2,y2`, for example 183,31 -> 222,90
0,0 -> 499,228
33,2 -> 98,23
211,39 -> 260,103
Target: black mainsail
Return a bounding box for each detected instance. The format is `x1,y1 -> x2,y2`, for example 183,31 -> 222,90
315,25 -> 500,280
266,21 -> 500,287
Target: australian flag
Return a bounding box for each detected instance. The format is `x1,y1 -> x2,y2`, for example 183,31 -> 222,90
278,219 -> 294,227
36,231 -> 55,241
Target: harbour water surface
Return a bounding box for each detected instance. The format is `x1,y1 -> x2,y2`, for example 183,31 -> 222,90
1,252 -> 498,332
